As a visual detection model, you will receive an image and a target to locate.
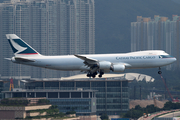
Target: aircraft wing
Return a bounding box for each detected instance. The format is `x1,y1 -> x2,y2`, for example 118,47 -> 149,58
74,54 -> 98,67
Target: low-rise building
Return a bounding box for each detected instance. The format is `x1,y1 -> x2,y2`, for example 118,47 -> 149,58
2,73 -> 134,115
0,104 -> 51,119
24,74 -> 133,115
0,80 -> 9,99
3,89 -> 97,116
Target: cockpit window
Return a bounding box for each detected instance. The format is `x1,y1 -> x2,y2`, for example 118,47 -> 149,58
159,55 -> 174,58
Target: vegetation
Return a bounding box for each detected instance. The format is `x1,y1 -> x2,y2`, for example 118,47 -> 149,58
27,105 -> 59,114
0,98 -> 29,106
38,99 -> 50,105
66,111 -> 76,115
26,113 -> 65,119
123,101 -> 180,119
26,105 -> 65,119
100,113 -> 109,120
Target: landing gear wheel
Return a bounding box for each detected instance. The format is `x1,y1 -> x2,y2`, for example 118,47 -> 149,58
87,74 -> 91,77
158,71 -> 162,74
92,74 -> 96,78
100,71 -> 104,75
98,71 -> 104,78
87,72 -> 92,77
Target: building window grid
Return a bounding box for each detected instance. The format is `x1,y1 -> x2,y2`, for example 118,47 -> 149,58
25,80 -> 129,115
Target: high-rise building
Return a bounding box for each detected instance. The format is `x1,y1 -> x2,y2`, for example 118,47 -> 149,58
0,0 -> 95,78
131,15 -> 180,69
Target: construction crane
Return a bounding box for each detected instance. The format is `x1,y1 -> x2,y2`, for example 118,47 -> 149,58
159,74 -> 179,102
9,78 -> 14,91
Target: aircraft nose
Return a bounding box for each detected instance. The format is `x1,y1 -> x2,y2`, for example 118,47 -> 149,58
171,57 -> 177,63
174,57 -> 177,62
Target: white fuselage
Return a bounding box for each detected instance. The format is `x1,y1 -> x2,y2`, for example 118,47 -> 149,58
12,50 -> 177,72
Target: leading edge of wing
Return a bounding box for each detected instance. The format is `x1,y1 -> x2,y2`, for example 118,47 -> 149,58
74,54 -> 98,65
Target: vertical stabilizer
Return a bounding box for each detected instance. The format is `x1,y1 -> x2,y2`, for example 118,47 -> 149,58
6,34 -> 41,56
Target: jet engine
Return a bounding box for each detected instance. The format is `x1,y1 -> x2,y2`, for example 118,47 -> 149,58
98,61 -> 112,70
111,64 -> 125,72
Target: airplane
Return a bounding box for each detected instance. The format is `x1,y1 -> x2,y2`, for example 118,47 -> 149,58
6,34 -> 177,78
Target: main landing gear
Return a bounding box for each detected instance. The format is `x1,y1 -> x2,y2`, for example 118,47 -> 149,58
98,71 -> 104,78
87,72 -> 97,78
87,71 -> 104,78
158,67 -> 162,74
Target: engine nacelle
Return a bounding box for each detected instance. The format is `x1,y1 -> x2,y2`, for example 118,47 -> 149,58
98,61 -> 112,70
111,64 -> 125,72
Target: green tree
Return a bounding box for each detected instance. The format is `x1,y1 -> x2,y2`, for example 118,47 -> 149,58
66,111 -> 76,115
123,109 -> 143,119
100,113 -> 109,120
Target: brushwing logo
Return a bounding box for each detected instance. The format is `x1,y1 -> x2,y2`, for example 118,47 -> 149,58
9,37 -> 27,54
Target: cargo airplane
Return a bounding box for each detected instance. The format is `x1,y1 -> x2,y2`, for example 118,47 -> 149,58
6,34 -> 176,78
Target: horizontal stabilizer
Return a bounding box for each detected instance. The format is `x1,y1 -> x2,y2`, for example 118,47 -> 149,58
4,58 -> 11,60
15,57 -> 35,62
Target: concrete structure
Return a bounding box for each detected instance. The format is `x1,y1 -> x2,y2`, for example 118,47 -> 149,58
131,15 -> 180,70
0,0 -> 95,78
79,115 -> 97,120
0,104 -> 51,119
18,74 -> 133,115
0,80 -> 9,99
1,73 -> 138,115
8,97 -> 47,105
0,80 -> 4,99
0,97 -> 97,120
3,89 -> 97,115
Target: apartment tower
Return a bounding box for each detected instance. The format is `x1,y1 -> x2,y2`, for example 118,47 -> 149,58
131,15 -> 180,69
0,0 -> 95,78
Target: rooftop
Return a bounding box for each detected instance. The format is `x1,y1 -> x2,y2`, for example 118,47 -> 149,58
22,73 -> 154,82
0,73 -> 154,83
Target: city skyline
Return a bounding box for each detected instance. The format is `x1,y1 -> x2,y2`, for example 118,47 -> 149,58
0,0 -> 95,78
131,15 -> 180,70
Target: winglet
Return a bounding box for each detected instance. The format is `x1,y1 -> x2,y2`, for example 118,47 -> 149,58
6,34 -> 41,56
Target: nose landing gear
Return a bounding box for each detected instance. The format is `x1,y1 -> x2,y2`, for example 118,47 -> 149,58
158,67 -> 162,74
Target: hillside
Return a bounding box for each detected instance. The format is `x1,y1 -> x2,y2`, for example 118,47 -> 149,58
95,0 -> 180,53
129,100 -> 168,109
